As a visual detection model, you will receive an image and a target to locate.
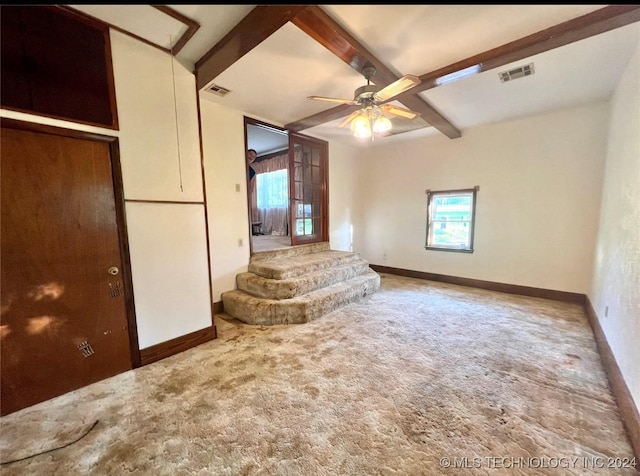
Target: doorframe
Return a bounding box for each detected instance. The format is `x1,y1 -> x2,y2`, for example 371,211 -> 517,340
1,117 -> 141,367
288,131 -> 330,246
243,117 -> 330,255
243,116 -> 290,256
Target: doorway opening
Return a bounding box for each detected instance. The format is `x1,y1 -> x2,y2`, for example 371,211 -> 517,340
246,119 -> 291,253
244,117 -> 330,255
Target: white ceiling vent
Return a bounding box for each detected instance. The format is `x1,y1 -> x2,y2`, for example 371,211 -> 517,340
498,63 -> 535,83
208,84 -> 231,97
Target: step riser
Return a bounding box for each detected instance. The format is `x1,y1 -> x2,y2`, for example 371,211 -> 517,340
222,272 -> 380,326
249,252 -> 360,280
237,260 -> 371,300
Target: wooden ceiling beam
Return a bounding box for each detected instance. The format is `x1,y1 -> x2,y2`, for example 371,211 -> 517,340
194,5 -> 640,138
290,5 -> 640,135
389,5 -> 640,103
286,104 -> 361,132
289,5 -> 461,139
195,5 -> 308,91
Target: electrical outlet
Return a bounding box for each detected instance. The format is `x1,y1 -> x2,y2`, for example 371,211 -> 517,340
604,306 -> 609,317
238,238 -> 243,247
235,183 -> 241,192
383,253 -> 387,261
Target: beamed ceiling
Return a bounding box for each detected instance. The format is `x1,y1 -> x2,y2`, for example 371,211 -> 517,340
68,5 -> 640,147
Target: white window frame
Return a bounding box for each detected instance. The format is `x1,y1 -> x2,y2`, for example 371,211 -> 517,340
425,187 -> 478,253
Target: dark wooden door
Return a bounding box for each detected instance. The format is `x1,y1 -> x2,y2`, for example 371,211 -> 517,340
1,125 -> 132,416
288,133 -> 328,246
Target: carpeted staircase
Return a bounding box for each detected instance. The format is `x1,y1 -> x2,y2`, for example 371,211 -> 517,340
222,242 -> 380,325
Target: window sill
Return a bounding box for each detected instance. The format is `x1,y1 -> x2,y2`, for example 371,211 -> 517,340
425,246 -> 474,253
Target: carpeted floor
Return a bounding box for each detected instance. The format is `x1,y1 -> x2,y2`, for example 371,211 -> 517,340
1,273 -> 637,475
252,235 -> 291,252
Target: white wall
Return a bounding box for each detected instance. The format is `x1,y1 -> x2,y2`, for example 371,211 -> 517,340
328,141 -> 361,252
199,99 -> 252,302
353,103 -> 609,294
125,203 -> 212,348
110,31 -> 212,348
111,32 -> 203,202
590,37 -> 640,409
198,99 -> 359,300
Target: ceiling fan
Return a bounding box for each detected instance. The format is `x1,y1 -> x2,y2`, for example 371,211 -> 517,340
307,65 -> 422,138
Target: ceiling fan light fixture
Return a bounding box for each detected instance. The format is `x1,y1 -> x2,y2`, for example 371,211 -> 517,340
373,115 -> 392,133
351,114 -> 372,138
308,65 -> 420,140
350,107 -> 392,139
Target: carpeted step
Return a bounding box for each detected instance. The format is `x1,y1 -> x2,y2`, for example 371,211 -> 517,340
237,257 -> 372,300
249,250 -> 361,280
222,269 -> 381,325
250,241 -> 330,262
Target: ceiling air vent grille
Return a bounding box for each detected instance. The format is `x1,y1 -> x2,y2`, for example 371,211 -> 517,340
208,84 -> 231,97
499,63 -> 535,83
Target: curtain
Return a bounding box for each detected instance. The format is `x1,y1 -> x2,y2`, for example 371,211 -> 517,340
252,152 -> 289,236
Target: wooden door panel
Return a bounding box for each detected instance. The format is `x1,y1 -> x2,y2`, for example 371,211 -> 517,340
0,6 -> 117,128
1,127 -> 132,415
288,133 -> 328,246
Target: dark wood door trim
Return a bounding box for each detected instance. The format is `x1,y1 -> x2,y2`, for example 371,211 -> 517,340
288,131 -> 329,246
195,82 -> 217,332
244,116 -> 291,255
1,117 -> 141,368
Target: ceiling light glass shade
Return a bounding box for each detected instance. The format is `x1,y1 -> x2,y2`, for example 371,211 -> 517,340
351,114 -> 372,138
373,115 -> 392,133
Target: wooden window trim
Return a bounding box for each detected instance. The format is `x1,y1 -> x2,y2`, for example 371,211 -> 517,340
425,187 -> 478,253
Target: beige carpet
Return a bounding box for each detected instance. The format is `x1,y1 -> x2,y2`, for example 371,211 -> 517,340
252,235 -> 291,252
1,274 -> 637,475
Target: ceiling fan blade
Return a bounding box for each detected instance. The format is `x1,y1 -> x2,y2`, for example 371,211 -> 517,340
380,104 -> 421,120
373,75 -> 421,103
307,96 -> 358,105
338,110 -> 362,128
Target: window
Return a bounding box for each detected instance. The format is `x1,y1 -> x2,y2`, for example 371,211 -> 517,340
426,188 -> 477,252
256,169 -> 288,209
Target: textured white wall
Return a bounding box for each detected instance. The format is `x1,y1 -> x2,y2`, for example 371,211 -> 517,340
353,103 -> 609,294
590,37 -> 640,409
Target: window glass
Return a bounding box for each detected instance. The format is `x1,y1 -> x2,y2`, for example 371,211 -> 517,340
256,169 -> 288,209
426,189 -> 477,252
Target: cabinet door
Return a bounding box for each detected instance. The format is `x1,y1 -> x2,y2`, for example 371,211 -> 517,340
0,7 -> 32,110
0,6 -> 117,128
